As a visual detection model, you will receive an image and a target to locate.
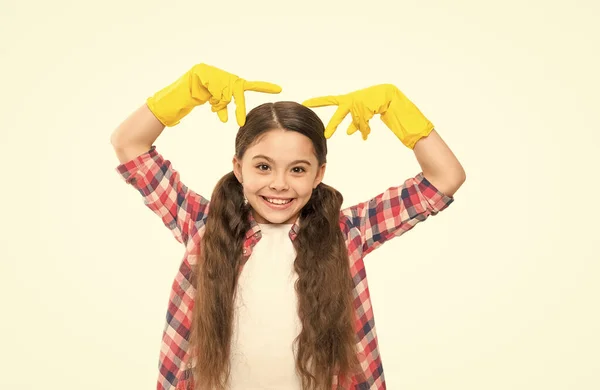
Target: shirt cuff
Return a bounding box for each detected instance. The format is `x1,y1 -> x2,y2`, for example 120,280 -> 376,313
415,172 -> 455,213
115,145 -> 158,185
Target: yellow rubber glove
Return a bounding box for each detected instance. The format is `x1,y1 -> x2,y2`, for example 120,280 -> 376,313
302,84 -> 434,149
146,63 -> 282,127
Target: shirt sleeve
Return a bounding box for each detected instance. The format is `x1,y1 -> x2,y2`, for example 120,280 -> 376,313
341,172 -> 454,256
115,145 -> 209,246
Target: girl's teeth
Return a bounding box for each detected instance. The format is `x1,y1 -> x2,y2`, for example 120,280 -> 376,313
266,198 -> 291,205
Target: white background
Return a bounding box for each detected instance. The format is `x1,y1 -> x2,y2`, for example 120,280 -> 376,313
1,0 -> 599,388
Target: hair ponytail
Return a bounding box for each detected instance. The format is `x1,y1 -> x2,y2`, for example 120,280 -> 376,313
189,171 -> 250,390
293,183 -> 361,389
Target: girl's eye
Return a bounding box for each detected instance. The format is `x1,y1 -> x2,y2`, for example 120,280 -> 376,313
255,164 -> 306,173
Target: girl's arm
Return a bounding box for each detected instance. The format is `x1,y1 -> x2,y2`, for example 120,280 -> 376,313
413,129 -> 466,197
110,103 -> 166,163
340,129 -> 464,256
111,102 -> 206,247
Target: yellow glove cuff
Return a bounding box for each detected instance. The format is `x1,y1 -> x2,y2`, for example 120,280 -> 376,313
146,64 -> 213,127
380,86 -> 434,149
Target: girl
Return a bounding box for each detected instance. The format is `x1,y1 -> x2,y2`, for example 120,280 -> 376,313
111,63 -> 465,390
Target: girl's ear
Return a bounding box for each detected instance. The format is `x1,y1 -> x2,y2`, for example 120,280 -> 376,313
232,156 -> 243,183
313,163 -> 327,188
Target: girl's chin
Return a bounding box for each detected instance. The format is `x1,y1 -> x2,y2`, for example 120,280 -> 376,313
253,212 -> 298,225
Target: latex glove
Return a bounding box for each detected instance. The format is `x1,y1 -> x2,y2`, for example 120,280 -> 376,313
146,63 -> 282,127
302,84 -> 434,149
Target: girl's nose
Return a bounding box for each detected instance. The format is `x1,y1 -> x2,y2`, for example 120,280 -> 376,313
269,174 -> 289,191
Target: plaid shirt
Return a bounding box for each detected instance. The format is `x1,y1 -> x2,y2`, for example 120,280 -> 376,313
116,145 -> 454,389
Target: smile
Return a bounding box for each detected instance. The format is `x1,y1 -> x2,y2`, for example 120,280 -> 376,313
262,196 -> 293,204
260,196 -> 295,208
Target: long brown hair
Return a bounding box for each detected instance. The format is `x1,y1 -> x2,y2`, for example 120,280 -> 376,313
188,101 -> 360,389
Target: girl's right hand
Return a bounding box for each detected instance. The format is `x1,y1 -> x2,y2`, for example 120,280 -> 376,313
146,63 -> 282,127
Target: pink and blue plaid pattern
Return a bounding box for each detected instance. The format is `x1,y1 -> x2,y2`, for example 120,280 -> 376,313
116,145 -> 453,389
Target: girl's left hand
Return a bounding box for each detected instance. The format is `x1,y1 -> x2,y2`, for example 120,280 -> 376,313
303,84 -> 434,149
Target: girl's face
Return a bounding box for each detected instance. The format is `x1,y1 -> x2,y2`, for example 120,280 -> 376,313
233,129 -> 326,224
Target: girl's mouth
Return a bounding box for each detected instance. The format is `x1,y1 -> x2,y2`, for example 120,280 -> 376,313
260,196 -> 295,209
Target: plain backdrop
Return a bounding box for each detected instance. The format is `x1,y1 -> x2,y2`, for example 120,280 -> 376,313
1,0 -> 599,389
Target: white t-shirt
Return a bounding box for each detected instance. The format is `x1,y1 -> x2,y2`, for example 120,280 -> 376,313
228,223 -> 303,389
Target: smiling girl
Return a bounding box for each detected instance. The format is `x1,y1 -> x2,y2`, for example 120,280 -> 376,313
111,63 -> 465,390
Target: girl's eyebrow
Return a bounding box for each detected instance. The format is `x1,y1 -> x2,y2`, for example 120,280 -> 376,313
252,154 -> 312,166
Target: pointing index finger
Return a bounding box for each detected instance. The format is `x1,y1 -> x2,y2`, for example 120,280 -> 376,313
302,95 -> 340,108
244,81 -> 282,94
